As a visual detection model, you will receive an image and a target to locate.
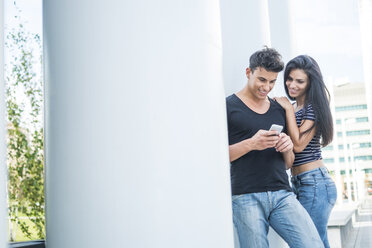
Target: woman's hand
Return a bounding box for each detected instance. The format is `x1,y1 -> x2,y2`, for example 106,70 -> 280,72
274,97 -> 292,111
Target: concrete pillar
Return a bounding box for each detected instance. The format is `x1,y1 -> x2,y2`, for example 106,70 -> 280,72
267,0 -> 296,98
43,1 -> 234,247
220,0 -> 271,96
0,0 -> 9,245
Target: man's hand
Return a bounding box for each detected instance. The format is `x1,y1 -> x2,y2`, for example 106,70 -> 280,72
275,133 -> 293,153
250,130 -> 280,151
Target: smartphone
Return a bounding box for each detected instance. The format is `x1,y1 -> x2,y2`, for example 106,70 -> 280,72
269,124 -> 283,135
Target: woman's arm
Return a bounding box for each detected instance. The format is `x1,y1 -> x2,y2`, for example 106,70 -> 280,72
274,97 -> 316,153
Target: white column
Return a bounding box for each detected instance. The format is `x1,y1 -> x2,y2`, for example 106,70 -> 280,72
219,2 -> 278,247
0,0 -> 8,245
328,79 -> 343,205
357,168 -> 366,200
220,0 -> 271,96
349,143 -> 359,201
267,0 -> 296,62
341,119 -> 353,202
267,0 -> 296,98
266,2 -> 294,246
43,1 -> 234,247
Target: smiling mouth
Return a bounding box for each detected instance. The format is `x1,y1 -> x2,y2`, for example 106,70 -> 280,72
289,89 -> 297,95
258,90 -> 267,96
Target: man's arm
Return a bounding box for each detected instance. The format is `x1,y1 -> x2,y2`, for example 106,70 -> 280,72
229,139 -> 252,162
229,130 -> 280,162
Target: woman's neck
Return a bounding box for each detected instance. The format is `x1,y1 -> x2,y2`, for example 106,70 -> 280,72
296,96 -> 305,109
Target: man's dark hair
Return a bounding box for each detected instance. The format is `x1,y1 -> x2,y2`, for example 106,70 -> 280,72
249,46 -> 284,73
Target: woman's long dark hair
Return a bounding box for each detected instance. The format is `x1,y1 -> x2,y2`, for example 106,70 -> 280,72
284,55 -> 333,147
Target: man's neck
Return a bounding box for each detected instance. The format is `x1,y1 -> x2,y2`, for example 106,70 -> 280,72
236,87 -> 270,113
239,87 -> 269,105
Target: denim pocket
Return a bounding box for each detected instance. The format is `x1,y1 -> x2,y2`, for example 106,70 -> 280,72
299,174 -> 316,186
326,182 -> 337,206
232,194 -> 244,201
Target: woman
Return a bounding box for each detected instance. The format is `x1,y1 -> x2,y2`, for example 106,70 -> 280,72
274,55 -> 337,248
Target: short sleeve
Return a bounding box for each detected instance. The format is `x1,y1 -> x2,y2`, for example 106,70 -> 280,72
303,104 -> 316,121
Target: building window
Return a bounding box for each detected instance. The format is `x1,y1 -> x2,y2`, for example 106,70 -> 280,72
336,117 -> 369,124
339,157 -> 352,162
354,155 -> 372,161
359,142 -> 372,148
336,143 -> 371,150
346,130 -> 370,136
322,145 -> 333,151
356,117 -> 369,122
323,158 -> 335,164
335,104 -> 367,112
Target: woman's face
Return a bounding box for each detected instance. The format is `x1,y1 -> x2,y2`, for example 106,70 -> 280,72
286,69 -> 309,100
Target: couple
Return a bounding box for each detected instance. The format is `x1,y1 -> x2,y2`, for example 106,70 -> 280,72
227,47 -> 337,248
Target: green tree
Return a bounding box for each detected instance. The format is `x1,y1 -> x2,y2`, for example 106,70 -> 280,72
5,10 -> 44,241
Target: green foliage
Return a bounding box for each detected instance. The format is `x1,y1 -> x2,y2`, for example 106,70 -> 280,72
5,11 -> 44,241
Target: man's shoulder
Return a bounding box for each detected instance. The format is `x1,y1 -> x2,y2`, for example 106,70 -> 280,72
226,94 -> 236,102
226,94 -> 238,107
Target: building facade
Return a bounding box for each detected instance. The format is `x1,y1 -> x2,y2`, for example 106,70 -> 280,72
323,82 -> 372,201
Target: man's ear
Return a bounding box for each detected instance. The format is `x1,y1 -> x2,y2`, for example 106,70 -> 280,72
246,68 -> 251,79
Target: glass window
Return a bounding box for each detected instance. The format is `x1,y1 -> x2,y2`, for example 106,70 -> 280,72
323,158 -> 335,163
356,117 -> 369,122
346,130 -> 370,136
335,104 -> 367,112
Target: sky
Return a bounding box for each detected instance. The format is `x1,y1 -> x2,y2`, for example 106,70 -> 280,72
292,0 -> 364,83
4,0 -> 365,84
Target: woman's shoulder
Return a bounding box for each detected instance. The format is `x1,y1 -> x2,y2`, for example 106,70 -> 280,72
303,103 -> 316,120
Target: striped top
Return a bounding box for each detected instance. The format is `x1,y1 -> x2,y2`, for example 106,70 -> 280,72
293,104 -> 322,167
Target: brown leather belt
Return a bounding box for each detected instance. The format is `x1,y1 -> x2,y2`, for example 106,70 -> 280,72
291,160 -> 324,176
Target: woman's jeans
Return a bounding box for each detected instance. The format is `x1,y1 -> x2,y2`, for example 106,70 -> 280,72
292,166 -> 337,248
232,189 -> 324,248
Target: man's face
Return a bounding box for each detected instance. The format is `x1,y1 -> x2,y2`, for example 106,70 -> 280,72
246,67 -> 278,100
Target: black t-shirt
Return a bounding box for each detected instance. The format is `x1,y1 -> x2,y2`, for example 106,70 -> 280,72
226,94 -> 292,195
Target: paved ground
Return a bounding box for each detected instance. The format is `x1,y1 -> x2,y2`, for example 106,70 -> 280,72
344,196 -> 372,248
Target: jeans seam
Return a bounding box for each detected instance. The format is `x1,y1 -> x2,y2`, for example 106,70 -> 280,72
310,175 -> 317,214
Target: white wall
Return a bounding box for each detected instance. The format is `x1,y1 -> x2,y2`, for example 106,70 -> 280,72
43,1 -> 234,247
268,0 -> 296,98
219,1 -> 292,247
220,0 -> 271,96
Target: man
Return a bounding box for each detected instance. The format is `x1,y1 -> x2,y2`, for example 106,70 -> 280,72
226,47 -> 323,248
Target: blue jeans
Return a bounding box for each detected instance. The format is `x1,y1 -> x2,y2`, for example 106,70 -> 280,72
232,189 -> 324,248
292,167 -> 337,248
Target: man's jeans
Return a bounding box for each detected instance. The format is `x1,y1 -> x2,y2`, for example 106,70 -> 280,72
292,167 -> 337,248
232,189 -> 324,248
